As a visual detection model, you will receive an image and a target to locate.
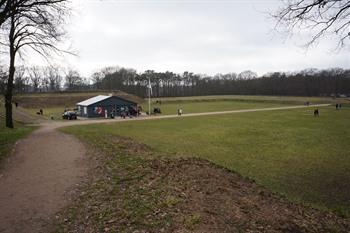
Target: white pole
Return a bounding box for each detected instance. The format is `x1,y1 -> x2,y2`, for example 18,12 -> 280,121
148,77 -> 151,117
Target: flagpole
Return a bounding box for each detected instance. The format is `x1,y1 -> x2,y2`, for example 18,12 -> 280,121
148,77 -> 151,117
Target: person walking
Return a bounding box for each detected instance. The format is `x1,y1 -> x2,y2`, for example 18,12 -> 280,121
177,109 -> 180,116
314,109 -> 319,117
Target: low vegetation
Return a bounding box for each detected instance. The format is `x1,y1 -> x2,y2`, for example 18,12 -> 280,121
4,93 -> 349,230
0,124 -> 33,163
57,106 -> 350,231
13,90 -> 143,109
151,95 -> 334,104
62,105 -> 350,217
14,92 -> 337,119
0,101 -> 35,163
142,99 -> 292,115
142,95 -> 343,115
25,107 -> 67,121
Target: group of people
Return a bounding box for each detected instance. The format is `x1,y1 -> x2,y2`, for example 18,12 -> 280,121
314,103 -> 343,117
110,106 -> 141,119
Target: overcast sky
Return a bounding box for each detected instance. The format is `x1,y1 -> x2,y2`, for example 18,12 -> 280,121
31,0 -> 350,77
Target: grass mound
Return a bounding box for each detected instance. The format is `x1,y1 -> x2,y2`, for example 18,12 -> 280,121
61,106 -> 350,216
13,90 -> 144,108
0,102 -> 35,163
54,134 -> 350,233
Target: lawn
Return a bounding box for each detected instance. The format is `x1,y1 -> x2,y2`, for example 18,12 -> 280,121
62,105 -> 350,216
13,91 -> 143,109
25,107 -> 68,121
141,99 -> 296,115
142,95 -> 337,115
21,95 -> 316,119
16,93 -> 336,119
0,102 -> 35,163
24,99 -> 290,120
151,95 -> 334,104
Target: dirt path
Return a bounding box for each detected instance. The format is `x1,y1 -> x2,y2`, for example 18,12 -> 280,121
41,103 -> 331,129
0,126 -> 88,233
0,103 -> 330,233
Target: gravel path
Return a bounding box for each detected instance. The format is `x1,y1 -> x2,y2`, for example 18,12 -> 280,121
0,127 -> 88,233
0,103 -> 330,233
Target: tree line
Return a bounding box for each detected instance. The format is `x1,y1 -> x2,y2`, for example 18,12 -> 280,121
90,67 -> 350,97
0,66 -> 89,93
1,66 -> 349,98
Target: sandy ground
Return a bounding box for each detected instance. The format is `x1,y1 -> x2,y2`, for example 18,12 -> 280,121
0,104 -> 330,233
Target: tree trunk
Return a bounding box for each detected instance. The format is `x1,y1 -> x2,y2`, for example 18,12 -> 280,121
5,15 -> 16,128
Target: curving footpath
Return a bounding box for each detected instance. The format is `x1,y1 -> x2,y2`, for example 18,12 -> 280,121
41,103 -> 331,129
0,104 -> 330,233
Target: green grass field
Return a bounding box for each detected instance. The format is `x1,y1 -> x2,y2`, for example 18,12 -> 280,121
62,105 -> 350,216
25,107 -> 67,121
25,98 -> 293,120
0,122 -> 34,163
150,95 -> 334,104
21,95 -> 319,119
143,95 -> 346,115
15,93 -> 338,119
142,95 -> 344,115
142,95 -> 336,115
13,91 -> 144,109
0,103 -> 35,163
141,99 -> 298,115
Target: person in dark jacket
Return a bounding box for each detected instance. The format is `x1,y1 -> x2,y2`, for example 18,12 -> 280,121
314,109 -> 319,117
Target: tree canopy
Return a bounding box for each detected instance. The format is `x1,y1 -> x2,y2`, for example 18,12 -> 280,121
273,0 -> 350,49
0,0 -> 69,128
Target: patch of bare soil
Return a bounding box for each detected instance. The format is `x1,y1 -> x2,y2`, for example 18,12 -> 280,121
110,136 -> 152,155
54,136 -> 350,233
159,159 -> 350,232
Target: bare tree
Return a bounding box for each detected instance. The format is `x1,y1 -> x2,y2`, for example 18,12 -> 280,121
45,66 -> 62,91
28,66 -> 42,92
0,65 -> 7,94
238,70 -> 258,80
64,69 -> 83,90
40,70 -> 50,92
273,0 -> 350,49
91,71 -> 104,90
14,65 -> 26,93
2,1 -> 68,128
0,0 -> 67,28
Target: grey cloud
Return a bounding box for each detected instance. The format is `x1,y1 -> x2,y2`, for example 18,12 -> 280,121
45,0 -> 350,77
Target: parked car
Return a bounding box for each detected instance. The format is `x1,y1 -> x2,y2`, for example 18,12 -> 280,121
62,111 -> 77,120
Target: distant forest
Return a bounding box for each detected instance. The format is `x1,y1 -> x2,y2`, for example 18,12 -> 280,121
1,66 -> 349,97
